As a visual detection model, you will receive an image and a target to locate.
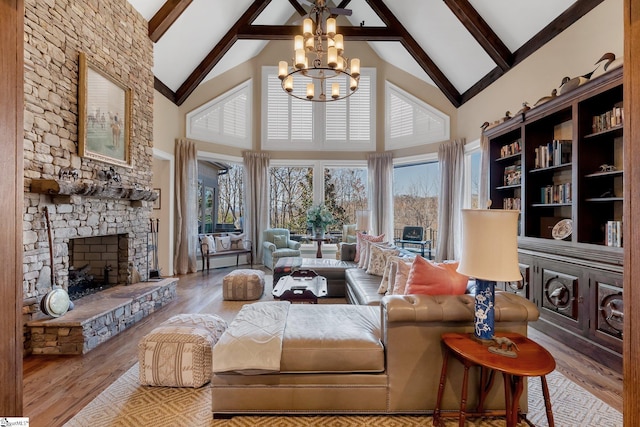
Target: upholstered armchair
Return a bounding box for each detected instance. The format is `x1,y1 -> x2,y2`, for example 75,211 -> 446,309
262,228 -> 302,270
342,224 -> 357,243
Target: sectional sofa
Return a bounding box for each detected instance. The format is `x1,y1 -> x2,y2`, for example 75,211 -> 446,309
210,242 -> 540,417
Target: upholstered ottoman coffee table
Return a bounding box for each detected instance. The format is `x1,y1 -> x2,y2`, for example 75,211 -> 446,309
222,269 -> 265,300
138,313 -> 227,388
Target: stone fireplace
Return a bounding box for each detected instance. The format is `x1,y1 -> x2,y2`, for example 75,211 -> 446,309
22,0 -> 158,354
68,234 -> 129,300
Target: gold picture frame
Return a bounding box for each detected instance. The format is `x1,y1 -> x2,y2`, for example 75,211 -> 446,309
78,52 -> 132,167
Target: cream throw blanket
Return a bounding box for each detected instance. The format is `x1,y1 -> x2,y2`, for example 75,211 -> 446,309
211,301 -> 290,375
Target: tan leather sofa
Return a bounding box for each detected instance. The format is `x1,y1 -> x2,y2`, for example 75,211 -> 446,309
211,292 -> 539,417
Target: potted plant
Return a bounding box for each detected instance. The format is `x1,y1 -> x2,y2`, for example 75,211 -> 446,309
306,204 -> 334,238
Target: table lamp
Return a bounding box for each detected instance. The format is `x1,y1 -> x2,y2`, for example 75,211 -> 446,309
457,209 -> 521,341
355,210 -> 370,234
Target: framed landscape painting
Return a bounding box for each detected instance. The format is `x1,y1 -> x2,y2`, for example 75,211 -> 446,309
78,52 -> 132,167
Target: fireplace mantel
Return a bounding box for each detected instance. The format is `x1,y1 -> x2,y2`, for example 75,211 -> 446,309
30,179 -> 158,205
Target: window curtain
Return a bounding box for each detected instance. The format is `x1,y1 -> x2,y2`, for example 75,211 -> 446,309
367,152 -> 394,239
243,151 -> 270,263
174,139 -> 198,274
478,132 -> 490,209
436,139 -> 465,262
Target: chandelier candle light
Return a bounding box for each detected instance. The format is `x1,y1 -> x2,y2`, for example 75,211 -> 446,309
278,0 -> 360,102
457,209 -> 522,342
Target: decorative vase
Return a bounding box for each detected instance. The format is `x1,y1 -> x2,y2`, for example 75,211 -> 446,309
314,227 -> 325,239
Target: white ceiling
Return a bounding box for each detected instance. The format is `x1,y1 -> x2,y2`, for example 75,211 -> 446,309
126,0 -> 581,105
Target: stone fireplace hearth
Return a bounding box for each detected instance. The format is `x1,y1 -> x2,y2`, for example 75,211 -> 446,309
27,278 -> 177,355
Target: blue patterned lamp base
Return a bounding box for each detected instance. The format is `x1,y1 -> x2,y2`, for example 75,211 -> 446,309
474,279 -> 496,341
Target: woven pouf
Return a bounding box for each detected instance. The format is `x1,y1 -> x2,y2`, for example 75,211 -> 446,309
138,314 -> 227,388
222,269 -> 265,301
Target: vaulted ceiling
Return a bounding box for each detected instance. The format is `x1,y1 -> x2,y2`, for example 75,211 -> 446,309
127,0 -> 605,108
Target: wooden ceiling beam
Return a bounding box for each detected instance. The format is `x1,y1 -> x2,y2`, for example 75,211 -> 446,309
513,0 -> 606,66
163,0 -> 604,106
461,0 -> 605,105
363,0 -> 461,107
288,0 -> 307,17
238,25 -> 399,41
443,0 -> 512,71
332,0 -> 353,18
148,0 -> 192,42
175,0 -> 273,106
154,77 -> 177,104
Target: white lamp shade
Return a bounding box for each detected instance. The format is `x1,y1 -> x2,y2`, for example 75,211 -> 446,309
334,34 -> 344,52
350,77 -> 358,91
457,209 -> 521,282
327,47 -> 338,68
355,210 -> 370,232
283,76 -> 293,92
278,61 -> 288,79
303,18 -> 313,37
331,83 -> 340,99
326,17 -> 336,37
350,58 -> 360,78
295,49 -> 306,69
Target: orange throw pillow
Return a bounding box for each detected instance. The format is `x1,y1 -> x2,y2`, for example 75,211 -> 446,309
404,256 -> 469,295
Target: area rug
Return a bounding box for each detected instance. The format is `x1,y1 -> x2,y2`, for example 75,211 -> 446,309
63,364 -> 621,427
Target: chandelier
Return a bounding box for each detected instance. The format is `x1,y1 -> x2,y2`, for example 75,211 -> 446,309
278,0 -> 360,102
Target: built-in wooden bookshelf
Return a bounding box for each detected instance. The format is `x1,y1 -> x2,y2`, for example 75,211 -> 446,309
486,66 -> 624,372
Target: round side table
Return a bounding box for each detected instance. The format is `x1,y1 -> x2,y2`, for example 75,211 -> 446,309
433,332 -> 556,427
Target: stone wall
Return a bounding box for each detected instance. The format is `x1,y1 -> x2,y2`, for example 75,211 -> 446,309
22,0 -> 155,352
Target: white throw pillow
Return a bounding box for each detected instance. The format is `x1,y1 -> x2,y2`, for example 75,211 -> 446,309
367,244 -> 399,277
206,235 -> 216,253
215,236 -> 232,252
378,255 -> 403,294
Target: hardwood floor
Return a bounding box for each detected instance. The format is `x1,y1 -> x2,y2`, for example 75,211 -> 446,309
22,268 -> 623,427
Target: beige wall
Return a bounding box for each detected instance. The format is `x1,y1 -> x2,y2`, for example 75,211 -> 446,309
457,0 -> 623,142
151,93 -> 181,275
178,39 -> 458,160
153,92 -> 181,153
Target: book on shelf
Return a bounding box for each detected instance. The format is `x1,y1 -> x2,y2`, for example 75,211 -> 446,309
534,140 -> 572,169
592,103 -> 624,133
500,138 -> 522,158
539,182 -> 572,204
503,197 -> 521,210
606,220 -> 623,247
503,164 -> 521,186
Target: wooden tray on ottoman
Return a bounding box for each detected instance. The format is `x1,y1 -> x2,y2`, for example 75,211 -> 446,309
273,274 -> 327,304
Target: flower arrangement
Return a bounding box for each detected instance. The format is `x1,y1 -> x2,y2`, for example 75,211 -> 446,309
306,203 -> 335,232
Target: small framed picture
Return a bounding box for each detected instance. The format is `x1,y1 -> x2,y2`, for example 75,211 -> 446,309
153,188 -> 161,210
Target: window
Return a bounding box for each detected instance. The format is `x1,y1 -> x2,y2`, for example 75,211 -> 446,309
385,81 -> 450,150
186,80 -> 252,148
217,164 -> 244,230
269,166 -> 313,234
323,167 -> 368,231
393,160 -> 440,243
197,161 -> 244,234
262,67 -> 376,151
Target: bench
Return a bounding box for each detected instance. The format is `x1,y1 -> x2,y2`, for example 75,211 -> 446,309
198,233 -> 253,272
